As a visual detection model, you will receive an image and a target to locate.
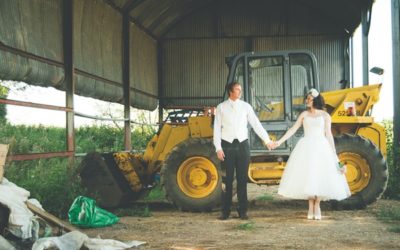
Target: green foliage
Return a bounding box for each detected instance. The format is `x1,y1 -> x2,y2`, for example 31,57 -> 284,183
236,222 -> 255,231
0,83 -> 9,122
0,123 -> 155,155
143,184 -> 166,201
75,124 -> 155,153
255,194 -> 274,201
1,123 -> 156,217
0,123 -> 66,154
382,120 -> 400,200
377,204 -> 400,233
5,158 -> 86,218
113,204 -> 152,217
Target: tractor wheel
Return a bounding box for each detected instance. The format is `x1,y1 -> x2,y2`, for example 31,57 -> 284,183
331,134 -> 388,209
161,138 -> 222,211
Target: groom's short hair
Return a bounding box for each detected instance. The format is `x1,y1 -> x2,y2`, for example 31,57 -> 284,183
226,82 -> 240,96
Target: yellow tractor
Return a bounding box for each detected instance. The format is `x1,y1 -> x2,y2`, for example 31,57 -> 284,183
80,50 -> 388,211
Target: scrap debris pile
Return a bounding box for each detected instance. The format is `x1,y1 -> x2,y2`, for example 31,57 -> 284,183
0,144 -> 146,250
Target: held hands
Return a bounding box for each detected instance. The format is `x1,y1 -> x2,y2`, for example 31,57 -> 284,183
264,141 -> 281,150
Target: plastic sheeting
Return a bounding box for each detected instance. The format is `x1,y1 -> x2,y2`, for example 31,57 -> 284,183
32,231 -> 146,250
0,178 -> 42,240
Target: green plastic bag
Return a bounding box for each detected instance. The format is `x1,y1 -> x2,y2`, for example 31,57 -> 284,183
68,196 -> 119,228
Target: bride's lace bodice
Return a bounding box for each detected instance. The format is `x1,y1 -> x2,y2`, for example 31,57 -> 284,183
303,115 -> 325,138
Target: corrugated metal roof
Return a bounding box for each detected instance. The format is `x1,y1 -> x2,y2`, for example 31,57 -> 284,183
107,0 -> 373,38
0,0 -> 374,110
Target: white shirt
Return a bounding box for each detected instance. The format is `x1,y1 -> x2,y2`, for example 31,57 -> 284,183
213,98 -> 271,151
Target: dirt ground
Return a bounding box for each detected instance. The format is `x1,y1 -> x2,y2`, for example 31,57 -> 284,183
82,184 -> 400,250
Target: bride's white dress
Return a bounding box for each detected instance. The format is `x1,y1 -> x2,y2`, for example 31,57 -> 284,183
278,115 -> 351,201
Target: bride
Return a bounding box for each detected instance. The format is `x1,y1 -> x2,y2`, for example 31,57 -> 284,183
273,88 -> 351,220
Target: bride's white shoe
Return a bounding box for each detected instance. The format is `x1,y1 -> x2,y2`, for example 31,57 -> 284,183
314,206 -> 322,220
307,209 -> 314,220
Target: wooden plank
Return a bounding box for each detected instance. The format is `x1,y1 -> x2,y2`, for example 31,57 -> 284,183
25,201 -> 78,232
0,144 -> 9,182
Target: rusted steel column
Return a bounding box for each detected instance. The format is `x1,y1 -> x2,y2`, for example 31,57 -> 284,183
0,98 -> 72,112
123,12 -> 132,151
63,0 -> 75,162
7,152 -> 74,162
361,4 -> 372,85
393,0 -> 400,148
157,43 -> 163,127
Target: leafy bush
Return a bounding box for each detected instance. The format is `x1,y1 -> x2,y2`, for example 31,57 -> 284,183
382,120 -> 400,200
1,122 -> 156,217
377,204 -> 400,233
0,122 -> 155,155
5,158 -> 86,218
0,84 -> 8,122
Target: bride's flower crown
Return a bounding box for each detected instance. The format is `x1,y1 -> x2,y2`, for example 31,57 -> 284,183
308,88 -> 319,98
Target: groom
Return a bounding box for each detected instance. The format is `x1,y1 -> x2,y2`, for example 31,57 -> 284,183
213,82 -> 274,220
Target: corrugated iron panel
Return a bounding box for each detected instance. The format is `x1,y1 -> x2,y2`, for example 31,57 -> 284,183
164,8 -> 215,38
163,35 -> 344,107
0,51 -> 64,87
165,0 -> 344,39
128,0 -> 214,37
124,0 -> 369,39
74,0 -> 122,83
74,74 -> 123,103
130,23 -> 158,110
0,0 -> 63,62
0,0 -> 64,88
162,38 -> 245,107
109,0 -> 129,9
253,36 -> 344,92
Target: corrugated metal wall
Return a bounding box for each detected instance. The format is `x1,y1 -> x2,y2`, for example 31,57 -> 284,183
162,38 -> 245,107
0,0 -> 64,86
253,36 -> 344,92
0,0 -> 159,111
73,0 -> 123,102
130,23 -> 158,110
162,0 -> 347,107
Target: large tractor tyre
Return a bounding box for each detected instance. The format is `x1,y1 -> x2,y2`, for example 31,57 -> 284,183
161,138 -> 222,212
331,134 -> 388,210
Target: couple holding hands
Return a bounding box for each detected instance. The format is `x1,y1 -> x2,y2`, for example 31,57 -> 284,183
213,82 -> 350,221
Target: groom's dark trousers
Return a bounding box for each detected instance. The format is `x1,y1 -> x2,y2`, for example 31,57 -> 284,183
220,139 -> 251,217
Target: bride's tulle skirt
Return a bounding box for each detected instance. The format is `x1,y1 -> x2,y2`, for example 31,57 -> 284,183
278,136 -> 351,201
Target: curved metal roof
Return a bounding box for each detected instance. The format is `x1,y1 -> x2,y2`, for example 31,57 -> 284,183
107,0 -> 373,38
0,0 -> 374,111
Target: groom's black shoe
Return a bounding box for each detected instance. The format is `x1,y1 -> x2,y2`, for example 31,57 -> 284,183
236,207 -> 249,220
218,213 -> 229,220
239,214 -> 249,220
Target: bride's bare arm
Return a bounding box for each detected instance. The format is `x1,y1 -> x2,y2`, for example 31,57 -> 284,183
324,112 -> 339,160
276,112 -> 306,146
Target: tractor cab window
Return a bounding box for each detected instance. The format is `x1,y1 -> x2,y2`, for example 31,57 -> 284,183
248,56 -> 285,121
289,53 -> 316,120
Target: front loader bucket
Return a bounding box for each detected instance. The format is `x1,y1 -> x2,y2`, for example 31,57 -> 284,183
79,152 -> 139,208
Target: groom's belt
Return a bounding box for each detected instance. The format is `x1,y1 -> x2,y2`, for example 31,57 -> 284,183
222,139 -> 248,144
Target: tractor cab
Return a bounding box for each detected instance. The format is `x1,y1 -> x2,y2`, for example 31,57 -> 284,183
225,50 -> 319,156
